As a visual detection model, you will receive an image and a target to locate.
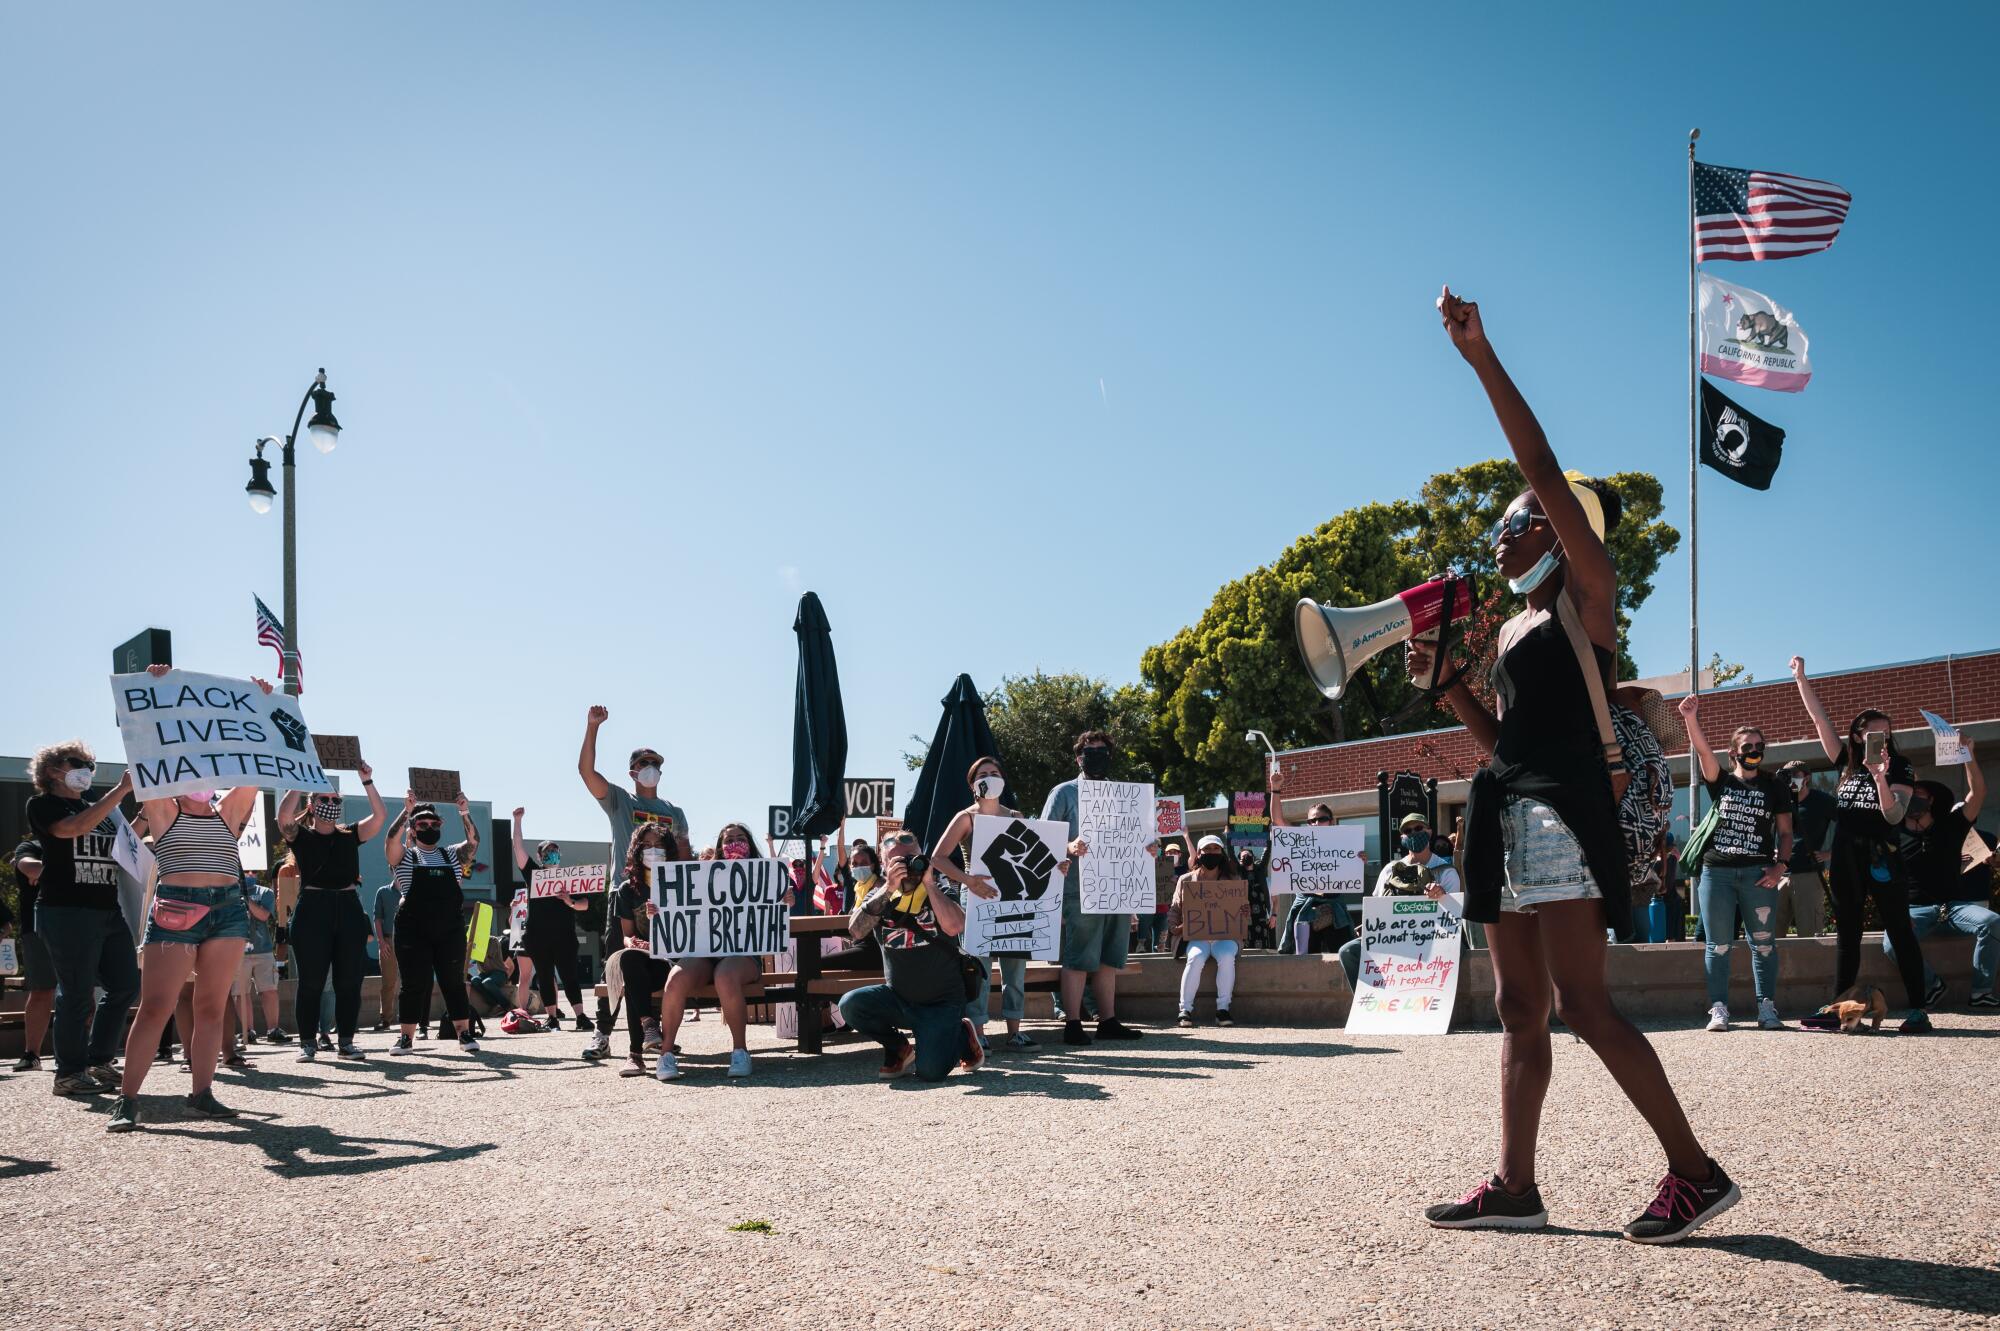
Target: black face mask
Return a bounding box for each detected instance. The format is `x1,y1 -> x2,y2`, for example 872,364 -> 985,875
1079,748 -> 1112,779
1738,750 -> 1764,769
1197,852 -> 1224,869
414,826 -> 441,846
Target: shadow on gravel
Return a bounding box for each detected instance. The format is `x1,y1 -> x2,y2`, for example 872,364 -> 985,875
1690,1234 -> 2000,1317
138,1120 -> 499,1179
0,1156 -> 56,1179
1147,1036 -> 1399,1060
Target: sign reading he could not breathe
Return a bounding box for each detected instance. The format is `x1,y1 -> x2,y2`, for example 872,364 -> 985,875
649,857 -> 791,959
843,778 -> 896,819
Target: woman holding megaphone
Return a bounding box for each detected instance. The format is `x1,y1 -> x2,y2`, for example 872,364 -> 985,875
1411,289 -> 1734,1246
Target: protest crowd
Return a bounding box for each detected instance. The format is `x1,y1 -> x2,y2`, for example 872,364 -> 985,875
7,294 -> 1996,1250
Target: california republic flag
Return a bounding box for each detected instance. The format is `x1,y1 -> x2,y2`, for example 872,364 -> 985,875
1700,274 -> 1812,392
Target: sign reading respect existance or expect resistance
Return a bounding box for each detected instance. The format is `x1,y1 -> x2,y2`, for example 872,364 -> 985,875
648,857 -> 791,959
961,815 -> 1066,960
111,669 -> 334,800
530,864 -> 607,899
1268,824 -> 1365,897
1346,893 -> 1465,1036
1077,779 -> 1156,915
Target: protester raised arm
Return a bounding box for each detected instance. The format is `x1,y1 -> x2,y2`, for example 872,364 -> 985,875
1960,739 -> 1985,821
512,808 -> 532,874
46,768 -> 132,839
454,792 -> 479,860
1790,656 -> 1842,765
383,789 -> 417,864
578,706 -> 612,800
1678,695 -> 1722,784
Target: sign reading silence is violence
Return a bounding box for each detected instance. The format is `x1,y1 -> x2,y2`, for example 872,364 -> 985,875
112,668 -> 333,799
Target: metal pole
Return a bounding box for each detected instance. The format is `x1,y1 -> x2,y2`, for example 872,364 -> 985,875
281,436 -> 300,696
1687,128 -> 1701,819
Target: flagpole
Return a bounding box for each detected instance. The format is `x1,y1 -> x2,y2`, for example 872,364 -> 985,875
1687,128 -> 1702,822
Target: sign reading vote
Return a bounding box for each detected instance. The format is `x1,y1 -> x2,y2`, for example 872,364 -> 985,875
530,864 -> 606,899
1269,824 -> 1365,897
649,858 -> 791,959
844,778 -> 896,819
1077,779 -> 1156,915
112,669 -> 333,800
1346,894 -> 1465,1036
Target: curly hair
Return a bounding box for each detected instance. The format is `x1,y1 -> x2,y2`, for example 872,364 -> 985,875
28,740 -> 95,795
625,820 -> 674,887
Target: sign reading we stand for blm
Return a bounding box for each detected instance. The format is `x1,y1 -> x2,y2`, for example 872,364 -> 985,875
649,857 -> 790,959
111,669 -> 334,800
1346,894 -> 1465,1036
530,864 -> 607,899
1177,875 -> 1249,944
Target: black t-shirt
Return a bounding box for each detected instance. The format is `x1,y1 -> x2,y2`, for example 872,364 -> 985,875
26,794 -> 121,911
1831,746 -> 1917,847
610,881 -> 651,949
518,856 -> 579,937
1902,805 -> 1987,906
290,825 -> 363,889
1787,788 -> 1836,872
10,839 -> 43,934
861,882 -> 965,1007
1703,770 -> 1794,866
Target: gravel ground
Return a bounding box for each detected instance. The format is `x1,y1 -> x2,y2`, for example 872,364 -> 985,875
5,1012 -> 1998,1330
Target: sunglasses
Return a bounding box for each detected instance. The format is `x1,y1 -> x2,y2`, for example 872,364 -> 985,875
1306,815 -> 1333,825
1739,746 -> 1765,758
884,833 -> 918,847
1490,508 -> 1545,546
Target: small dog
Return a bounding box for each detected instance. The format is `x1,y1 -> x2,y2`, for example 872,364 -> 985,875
1819,986 -> 1889,1033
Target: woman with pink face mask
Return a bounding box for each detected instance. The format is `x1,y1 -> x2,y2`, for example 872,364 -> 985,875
648,822 -> 774,1082
107,667 -> 276,1133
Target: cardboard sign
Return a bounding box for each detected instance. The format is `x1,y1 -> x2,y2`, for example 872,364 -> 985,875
530,864 -> 606,899
1269,824 -> 1365,896
1228,791 -> 1270,854
874,817 -> 904,844
844,778 -> 896,819
768,805 -> 797,840
409,767 -> 462,802
314,733 -> 364,770
1920,710 -> 1970,766
111,669 -> 334,800
1963,827 -> 1995,874
1346,894 -> 1464,1035
1077,779 -> 1156,914
1178,874 -> 1249,943
649,858 -> 791,959
236,790 -> 270,873
1156,794 -> 1187,839
961,814 -> 1065,959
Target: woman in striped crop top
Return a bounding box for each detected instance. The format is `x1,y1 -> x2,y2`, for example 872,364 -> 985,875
107,666 -> 274,1133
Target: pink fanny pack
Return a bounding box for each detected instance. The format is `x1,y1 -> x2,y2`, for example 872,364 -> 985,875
150,897 -> 212,932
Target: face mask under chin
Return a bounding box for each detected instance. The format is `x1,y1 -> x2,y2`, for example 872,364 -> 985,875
1507,549 -> 1560,595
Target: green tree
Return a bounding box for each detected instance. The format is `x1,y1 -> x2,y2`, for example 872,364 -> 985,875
1135,460 -> 1679,805
902,672 -> 1155,816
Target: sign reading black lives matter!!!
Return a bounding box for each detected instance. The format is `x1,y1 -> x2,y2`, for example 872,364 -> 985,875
843,778 -> 896,819
1077,779 -> 1156,914
112,669 -> 333,800
649,857 -> 791,959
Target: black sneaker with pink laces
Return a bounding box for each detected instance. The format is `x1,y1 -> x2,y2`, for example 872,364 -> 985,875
1622,1158 -> 1740,1244
1423,1176 -> 1548,1230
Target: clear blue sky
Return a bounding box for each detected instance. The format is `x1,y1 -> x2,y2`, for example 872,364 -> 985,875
5,4 -> 1995,843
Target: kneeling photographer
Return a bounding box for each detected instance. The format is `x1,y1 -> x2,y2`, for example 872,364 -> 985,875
839,832 -> 985,1082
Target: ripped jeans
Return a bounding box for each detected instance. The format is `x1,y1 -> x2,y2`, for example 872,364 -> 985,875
1698,862 -> 1780,1005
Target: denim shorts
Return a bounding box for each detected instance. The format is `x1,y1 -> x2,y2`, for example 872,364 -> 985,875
1499,798 -> 1602,914
144,883 -> 252,947
1060,893 -> 1132,972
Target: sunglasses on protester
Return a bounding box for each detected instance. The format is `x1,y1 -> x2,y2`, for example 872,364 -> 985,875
1489,508 -> 1546,546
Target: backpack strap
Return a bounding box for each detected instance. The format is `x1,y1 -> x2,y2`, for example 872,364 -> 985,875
1553,588 -> 1631,799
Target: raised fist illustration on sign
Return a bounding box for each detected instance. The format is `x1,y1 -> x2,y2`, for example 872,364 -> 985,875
981,819 -> 1059,901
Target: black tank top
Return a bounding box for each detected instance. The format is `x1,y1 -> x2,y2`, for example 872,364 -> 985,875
1491,611 -> 1615,783
291,826 -> 362,890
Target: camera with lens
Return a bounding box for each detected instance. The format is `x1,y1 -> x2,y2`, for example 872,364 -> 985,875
901,853 -> 931,884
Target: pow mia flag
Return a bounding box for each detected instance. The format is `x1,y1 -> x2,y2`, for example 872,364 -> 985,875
1700,378 -> 1785,491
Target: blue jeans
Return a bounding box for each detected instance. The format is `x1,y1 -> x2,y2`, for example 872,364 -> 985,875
1697,863 -> 1780,1005
839,983 -> 971,1082
36,904 -> 142,1077
1888,901 -> 1999,995
965,955 -> 1027,1028
1133,913 -> 1168,953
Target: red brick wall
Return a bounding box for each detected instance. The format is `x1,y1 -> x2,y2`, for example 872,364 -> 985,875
1275,650 -> 2000,799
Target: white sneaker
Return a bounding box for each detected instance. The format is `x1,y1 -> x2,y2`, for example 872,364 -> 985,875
727,1049 -> 752,1078
641,1019 -> 663,1053
1706,1003 -> 1730,1032
1756,999 -> 1783,1030
459,1037 -> 481,1055
655,1051 -> 682,1081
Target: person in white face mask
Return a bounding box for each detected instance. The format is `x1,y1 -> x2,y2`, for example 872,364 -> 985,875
576,706 -> 691,1061
930,757 -> 1037,1052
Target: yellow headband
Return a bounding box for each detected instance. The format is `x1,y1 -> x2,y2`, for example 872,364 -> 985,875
1563,470 -> 1605,541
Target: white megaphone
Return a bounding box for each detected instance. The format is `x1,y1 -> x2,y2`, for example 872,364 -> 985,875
1294,575 -> 1473,700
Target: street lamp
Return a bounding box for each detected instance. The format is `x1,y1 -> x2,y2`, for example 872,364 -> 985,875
242,368 -> 343,696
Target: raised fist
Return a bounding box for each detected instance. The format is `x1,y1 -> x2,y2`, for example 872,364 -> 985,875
981,819 -> 1061,901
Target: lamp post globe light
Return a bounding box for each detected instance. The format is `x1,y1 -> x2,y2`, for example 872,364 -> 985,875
242,368 -> 342,696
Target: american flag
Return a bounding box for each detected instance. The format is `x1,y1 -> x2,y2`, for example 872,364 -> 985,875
1695,161 -> 1851,262
254,594 -> 302,691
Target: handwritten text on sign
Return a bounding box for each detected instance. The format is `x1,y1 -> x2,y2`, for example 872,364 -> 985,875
1269,824 -> 1364,897
1078,779 -> 1156,914
1346,894 -> 1464,1036
531,864 -> 606,899
1177,874 -> 1248,944
111,669 -> 333,800
650,858 -> 791,959
962,815 -> 1066,959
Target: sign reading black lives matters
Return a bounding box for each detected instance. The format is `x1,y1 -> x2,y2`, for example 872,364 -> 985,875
112,669 -> 334,800
649,857 -> 791,959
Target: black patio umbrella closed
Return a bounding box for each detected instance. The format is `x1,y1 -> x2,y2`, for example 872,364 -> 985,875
903,673 -> 1008,853
789,592 -> 848,841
